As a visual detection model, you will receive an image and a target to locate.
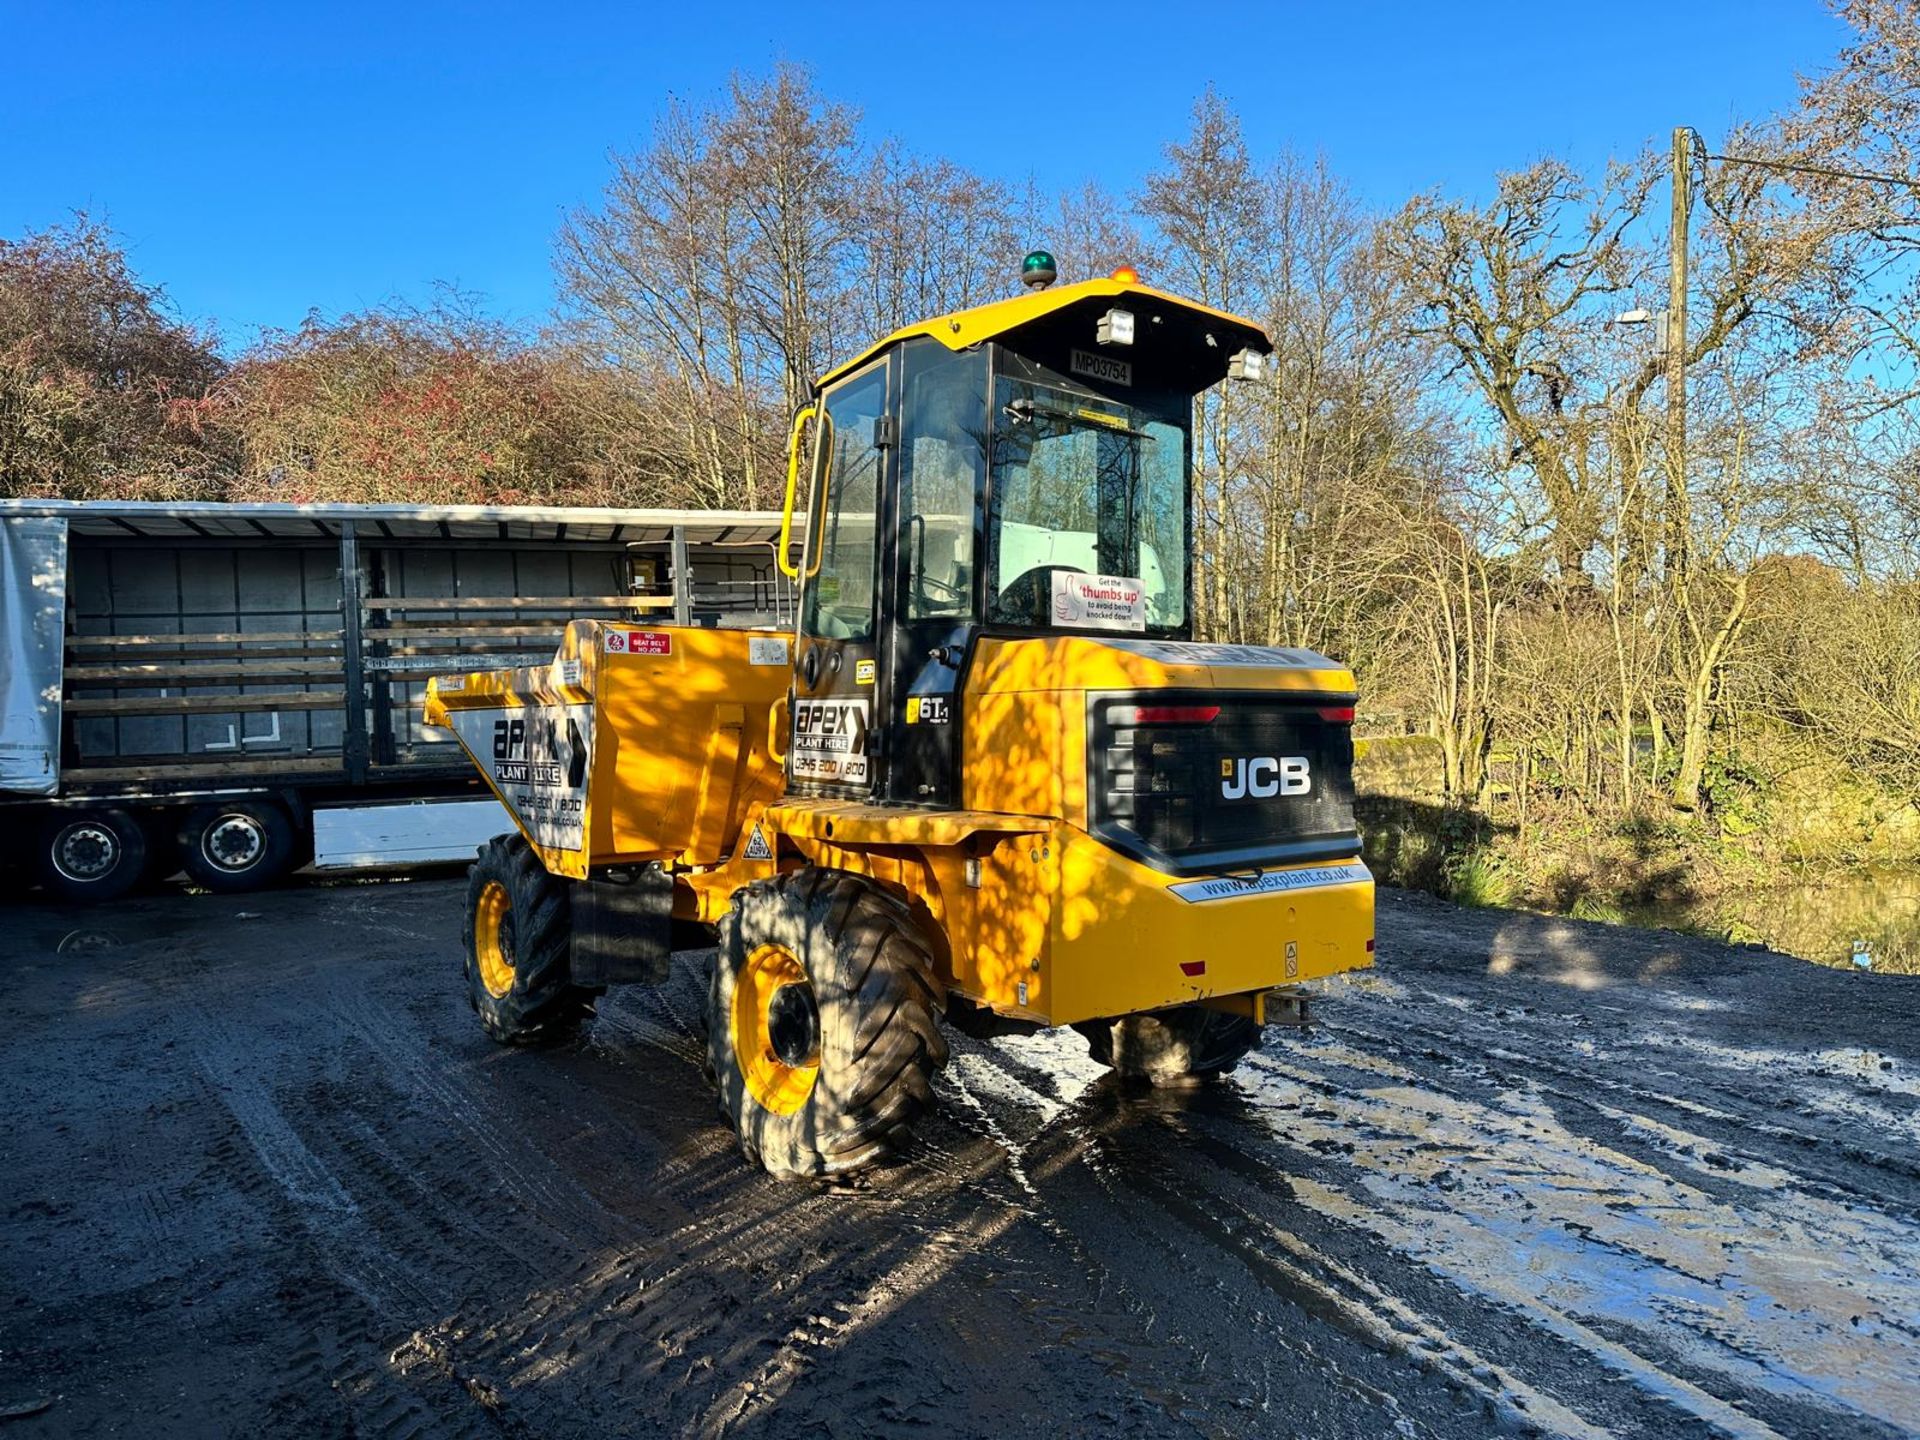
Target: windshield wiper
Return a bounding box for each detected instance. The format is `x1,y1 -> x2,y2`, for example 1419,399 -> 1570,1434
1009,399 -> 1155,439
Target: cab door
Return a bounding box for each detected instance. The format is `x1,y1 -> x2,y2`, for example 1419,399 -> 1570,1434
881,342 -> 988,806
789,357 -> 893,798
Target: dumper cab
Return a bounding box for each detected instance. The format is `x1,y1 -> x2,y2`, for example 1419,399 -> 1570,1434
788,268 -> 1362,868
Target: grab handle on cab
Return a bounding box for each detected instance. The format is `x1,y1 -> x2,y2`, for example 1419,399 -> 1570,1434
777,404 -> 817,580
767,694 -> 790,764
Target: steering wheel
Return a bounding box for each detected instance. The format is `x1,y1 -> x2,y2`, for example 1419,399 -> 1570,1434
915,570 -> 968,605
991,565 -> 1087,626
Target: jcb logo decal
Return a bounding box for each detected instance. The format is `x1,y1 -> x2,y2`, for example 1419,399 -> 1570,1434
1221,755 -> 1311,799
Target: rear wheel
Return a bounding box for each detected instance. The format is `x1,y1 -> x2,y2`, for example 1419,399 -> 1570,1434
1075,1005 -> 1261,1087
178,800 -> 296,893
709,869 -> 947,1179
462,834 -> 595,1044
38,808 -> 149,902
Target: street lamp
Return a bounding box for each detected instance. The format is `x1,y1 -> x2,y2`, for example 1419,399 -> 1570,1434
1612,306 -> 1670,354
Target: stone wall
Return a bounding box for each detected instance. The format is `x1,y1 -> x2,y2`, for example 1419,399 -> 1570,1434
1353,734 -> 1446,803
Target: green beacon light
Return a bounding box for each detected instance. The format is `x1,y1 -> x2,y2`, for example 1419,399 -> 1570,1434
1020,250 -> 1057,290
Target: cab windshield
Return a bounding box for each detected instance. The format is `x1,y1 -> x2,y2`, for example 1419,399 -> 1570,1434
986,366 -> 1191,633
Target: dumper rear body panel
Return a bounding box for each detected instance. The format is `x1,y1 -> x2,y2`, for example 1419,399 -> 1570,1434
427,621 -> 788,879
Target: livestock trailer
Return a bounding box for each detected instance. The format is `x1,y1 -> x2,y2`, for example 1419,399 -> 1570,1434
0,500 -> 791,898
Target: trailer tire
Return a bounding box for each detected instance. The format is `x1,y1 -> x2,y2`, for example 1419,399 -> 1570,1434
1075,1005 -> 1260,1087
178,801 -> 296,893
709,870 -> 947,1180
38,808 -> 149,902
463,834 -> 595,1045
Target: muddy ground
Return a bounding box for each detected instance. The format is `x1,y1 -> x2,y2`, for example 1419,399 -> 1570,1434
2,877 -> 1917,1439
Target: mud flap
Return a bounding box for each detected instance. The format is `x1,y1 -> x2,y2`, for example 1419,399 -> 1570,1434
570,864 -> 674,986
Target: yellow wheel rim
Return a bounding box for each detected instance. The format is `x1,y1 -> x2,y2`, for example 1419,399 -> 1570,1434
475,880 -> 515,999
730,943 -> 820,1116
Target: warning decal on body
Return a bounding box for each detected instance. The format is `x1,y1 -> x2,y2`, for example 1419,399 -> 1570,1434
605,630 -> 673,656
447,703 -> 594,852
744,823 -> 774,861
1050,572 -> 1147,632
789,697 -> 869,785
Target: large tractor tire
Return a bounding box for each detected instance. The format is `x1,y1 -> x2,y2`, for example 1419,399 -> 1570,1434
709,869 -> 948,1180
38,807 -> 149,902
1075,1005 -> 1261,1087
462,834 -> 596,1045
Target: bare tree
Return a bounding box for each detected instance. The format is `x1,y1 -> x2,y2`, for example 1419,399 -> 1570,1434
1382,158 -> 1656,586
557,64 -> 857,509
1141,90 -> 1265,638
852,145 -> 1019,338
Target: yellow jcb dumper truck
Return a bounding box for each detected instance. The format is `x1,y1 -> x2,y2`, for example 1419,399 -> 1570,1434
425,255 -> 1376,1178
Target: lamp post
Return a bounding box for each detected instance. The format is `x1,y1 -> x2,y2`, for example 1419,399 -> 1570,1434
1666,127 -> 1692,578
1606,127 -> 1696,579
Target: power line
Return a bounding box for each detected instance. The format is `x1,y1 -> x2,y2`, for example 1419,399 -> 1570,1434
1708,151 -> 1920,192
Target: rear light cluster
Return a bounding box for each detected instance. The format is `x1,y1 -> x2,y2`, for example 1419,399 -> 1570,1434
1108,704 -> 1220,726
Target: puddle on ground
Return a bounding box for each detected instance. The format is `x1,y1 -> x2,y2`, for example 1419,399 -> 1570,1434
29,910 -> 206,955
49,929 -> 122,954
1236,1039 -> 1920,1434
1622,866 -> 1920,974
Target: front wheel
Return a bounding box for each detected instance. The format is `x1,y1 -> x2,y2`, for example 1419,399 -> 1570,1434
462,834 -> 596,1044
709,870 -> 948,1179
1075,1005 -> 1261,1087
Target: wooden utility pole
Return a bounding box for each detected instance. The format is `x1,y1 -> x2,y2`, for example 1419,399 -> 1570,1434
1667,126 -> 1691,579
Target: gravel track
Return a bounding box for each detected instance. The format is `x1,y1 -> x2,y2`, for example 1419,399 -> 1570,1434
2,878 -> 1916,1438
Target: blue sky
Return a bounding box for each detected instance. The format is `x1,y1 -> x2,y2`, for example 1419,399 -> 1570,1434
0,1 -> 1849,347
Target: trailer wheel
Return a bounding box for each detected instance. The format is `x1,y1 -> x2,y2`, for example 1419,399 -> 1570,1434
38,808 -> 149,902
1075,1005 -> 1261,1087
178,801 -> 296,893
463,834 -> 595,1045
709,870 -> 948,1179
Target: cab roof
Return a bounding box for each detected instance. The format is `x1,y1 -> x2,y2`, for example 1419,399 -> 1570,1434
816,276 -> 1273,392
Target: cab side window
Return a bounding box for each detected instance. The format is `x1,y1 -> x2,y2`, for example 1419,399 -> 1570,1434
801,365 -> 887,641
899,345 -> 986,621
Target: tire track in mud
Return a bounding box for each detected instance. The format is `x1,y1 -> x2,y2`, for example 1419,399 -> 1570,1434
1332,998 -> 1920,1202
906,910 -> 1920,1439
586,974 -> 1279,1436
518,975 -> 1267,1436
1121,1069 -> 1809,1439
1077,1111 -> 1606,1439
927,1044 -> 1237,1432
172,961 -> 565,1437
1228,976 -> 1920,1437
454,974 -> 1191,1437
935,1033 -> 1615,1439
102,888 -> 661,1437
9,880 -> 1920,1440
